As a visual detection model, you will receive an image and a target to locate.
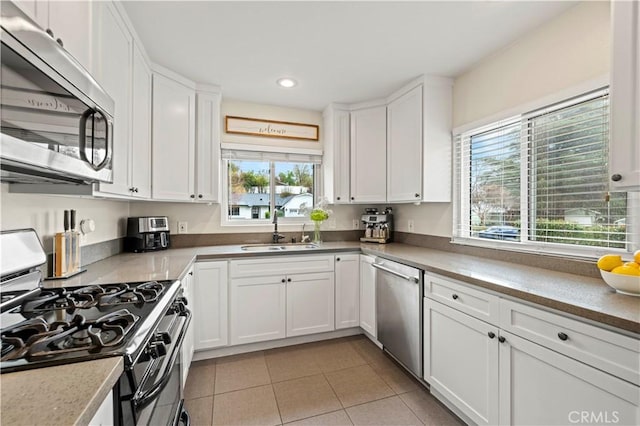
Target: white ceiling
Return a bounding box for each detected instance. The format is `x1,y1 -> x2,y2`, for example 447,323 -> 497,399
122,1 -> 578,111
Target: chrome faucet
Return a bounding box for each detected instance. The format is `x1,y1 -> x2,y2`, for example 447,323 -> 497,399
272,211 -> 285,243
301,223 -> 310,243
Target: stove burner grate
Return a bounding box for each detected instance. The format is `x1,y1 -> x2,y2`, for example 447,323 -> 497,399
1,309 -> 140,360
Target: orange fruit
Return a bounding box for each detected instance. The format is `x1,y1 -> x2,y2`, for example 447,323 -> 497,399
597,254 -> 623,271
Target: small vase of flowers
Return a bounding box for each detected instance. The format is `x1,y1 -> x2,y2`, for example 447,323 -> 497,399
308,198 -> 332,244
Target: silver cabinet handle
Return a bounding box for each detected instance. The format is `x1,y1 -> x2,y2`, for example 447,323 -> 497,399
372,263 -> 419,283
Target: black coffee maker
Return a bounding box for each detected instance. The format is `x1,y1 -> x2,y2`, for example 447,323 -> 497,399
125,217 -> 170,252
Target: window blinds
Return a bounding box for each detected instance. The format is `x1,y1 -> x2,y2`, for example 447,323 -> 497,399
454,88 -> 630,251
221,148 -> 322,164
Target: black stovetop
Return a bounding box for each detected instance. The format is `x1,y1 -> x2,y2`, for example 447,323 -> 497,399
0,280 -> 180,373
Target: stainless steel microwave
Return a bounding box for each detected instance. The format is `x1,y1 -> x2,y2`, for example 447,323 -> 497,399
0,2 -> 114,184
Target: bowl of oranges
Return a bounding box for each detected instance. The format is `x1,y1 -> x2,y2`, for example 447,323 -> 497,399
597,251 -> 640,296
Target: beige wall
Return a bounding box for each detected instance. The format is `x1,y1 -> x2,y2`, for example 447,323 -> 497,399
453,1 -> 610,128
0,184 -> 130,248
396,0 -> 611,238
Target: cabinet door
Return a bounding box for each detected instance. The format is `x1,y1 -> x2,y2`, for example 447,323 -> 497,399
350,106 -> 387,203
387,85 -> 423,203
12,0 -> 49,31
129,43 -> 151,199
335,254 -> 360,329
92,2 -> 132,196
48,0 -> 92,71
499,331 -> 640,426
359,255 -> 376,337
193,261 -> 228,351
323,106 -> 351,204
195,90 -> 221,202
286,272 -> 335,337
610,0 -> 640,191
181,267 -> 195,389
230,276 -> 286,345
152,73 -> 196,201
424,298 -> 499,426
88,390 -> 114,426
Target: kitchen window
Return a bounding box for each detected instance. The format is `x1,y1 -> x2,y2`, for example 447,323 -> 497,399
221,150 -> 320,225
453,88 -> 634,257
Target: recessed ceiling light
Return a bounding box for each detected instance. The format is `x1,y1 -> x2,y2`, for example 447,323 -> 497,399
277,78 -> 297,88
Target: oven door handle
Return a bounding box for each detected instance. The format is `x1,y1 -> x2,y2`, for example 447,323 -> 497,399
133,309 -> 192,410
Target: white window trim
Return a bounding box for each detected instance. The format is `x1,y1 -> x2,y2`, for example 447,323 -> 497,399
220,158 -> 320,228
452,82 -> 636,260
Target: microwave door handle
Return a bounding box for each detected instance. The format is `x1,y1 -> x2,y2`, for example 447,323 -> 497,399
78,108 -> 112,171
132,309 -> 192,409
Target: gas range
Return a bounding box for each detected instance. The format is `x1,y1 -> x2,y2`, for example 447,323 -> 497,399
0,279 -> 181,373
0,229 -> 191,425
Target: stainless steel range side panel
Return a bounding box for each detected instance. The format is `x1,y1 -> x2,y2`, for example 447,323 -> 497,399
374,259 -> 423,379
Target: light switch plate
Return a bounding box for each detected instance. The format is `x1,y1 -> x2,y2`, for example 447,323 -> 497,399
353,219 -> 359,229
408,220 -> 415,232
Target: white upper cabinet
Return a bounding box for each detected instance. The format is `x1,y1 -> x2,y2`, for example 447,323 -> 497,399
387,85 -> 423,203
129,42 -> 152,199
610,0 -> 640,191
92,1 -> 132,197
323,75 -> 452,205
322,104 -> 351,204
151,69 -> 196,201
13,0 -> 92,70
350,105 -> 387,203
195,87 -> 222,202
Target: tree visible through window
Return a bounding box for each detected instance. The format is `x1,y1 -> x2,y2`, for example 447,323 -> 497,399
226,160 -> 315,221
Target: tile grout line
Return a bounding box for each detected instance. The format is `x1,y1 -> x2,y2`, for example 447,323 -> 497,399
264,357 -> 285,425
396,392 -> 427,426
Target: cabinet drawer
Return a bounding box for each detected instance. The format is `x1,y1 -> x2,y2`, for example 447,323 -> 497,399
425,273 -> 500,325
230,255 -> 334,278
500,299 -> 640,385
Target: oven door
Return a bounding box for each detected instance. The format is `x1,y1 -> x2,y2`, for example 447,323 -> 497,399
131,303 -> 191,426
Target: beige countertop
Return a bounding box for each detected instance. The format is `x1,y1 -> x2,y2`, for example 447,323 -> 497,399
9,240 -> 636,425
1,357 -> 123,426
44,241 -> 638,334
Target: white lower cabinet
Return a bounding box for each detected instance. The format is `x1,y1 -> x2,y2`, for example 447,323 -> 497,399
424,272 -> 640,426
286,272 -> 335,337
88,390 -> 113,426
229,256 -> 335,345
499,331 -> 639,426
335,254 -> 360,329
181,266 -> 195,388
193,261 -> 228,351
424,298 -> 499,426
230,275 -> 287,345
359,255 -> 376,337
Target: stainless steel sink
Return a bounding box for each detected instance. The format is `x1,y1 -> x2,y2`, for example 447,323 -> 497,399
240,243 -> 319,252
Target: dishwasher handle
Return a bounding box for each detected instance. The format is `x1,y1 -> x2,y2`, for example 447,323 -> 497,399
372,263 -> 419,283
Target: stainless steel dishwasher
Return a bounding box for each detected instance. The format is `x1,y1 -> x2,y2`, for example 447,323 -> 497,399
373,258 -> 423,379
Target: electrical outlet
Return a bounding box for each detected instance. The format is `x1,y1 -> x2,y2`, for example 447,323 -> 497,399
178,221 -> 188,234
408,220 -> 415,232
353,219 -> 359,230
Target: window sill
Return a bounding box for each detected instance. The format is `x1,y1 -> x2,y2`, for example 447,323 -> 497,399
450,236 -> 631,261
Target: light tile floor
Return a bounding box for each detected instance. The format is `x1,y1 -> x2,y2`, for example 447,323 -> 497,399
184,336 -> 464,426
